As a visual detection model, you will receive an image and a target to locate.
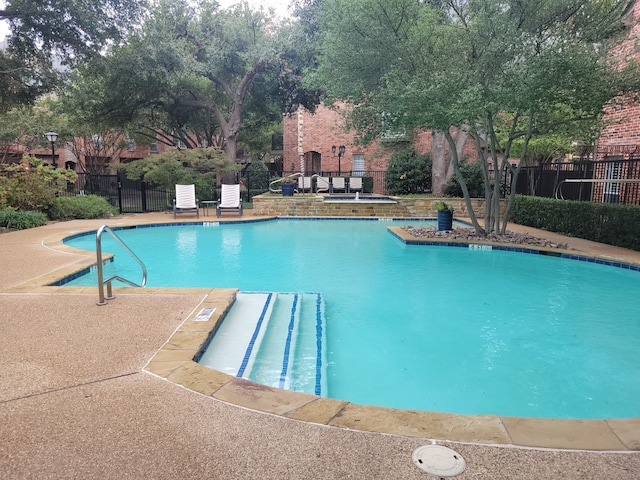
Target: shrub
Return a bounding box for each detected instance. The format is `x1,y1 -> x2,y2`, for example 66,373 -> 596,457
0,209 -> 48,230
385,148 -> 432,195
48,195 -> 118,220
446,161 -> 485,198
1,157 -> 76,211
511,195 -> 640,251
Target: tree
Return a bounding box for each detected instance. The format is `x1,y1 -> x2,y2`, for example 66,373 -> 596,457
0,0 -> 145,60
313,0 -> 636,235
0,98 -> 67,162
118,146 -> 239,199
0,0 -> 146,112
71,0 -> 315,167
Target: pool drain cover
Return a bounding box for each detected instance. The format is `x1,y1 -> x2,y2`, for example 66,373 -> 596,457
412,445 -> 466,477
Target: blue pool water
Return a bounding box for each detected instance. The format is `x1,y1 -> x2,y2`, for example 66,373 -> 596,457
63,219 -> 640,419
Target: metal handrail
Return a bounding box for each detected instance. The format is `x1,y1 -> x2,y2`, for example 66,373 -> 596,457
554,178 -> 640,200
96,225 -> 147,306
269,172 -> 303,193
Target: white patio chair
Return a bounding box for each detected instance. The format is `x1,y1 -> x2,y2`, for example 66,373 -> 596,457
316,176 -> 330,193
348,177 -> 363,193
173,184 -> 199,219
331,177 -> 346,193
298,176 -> 312,193
216,184 -> 243,217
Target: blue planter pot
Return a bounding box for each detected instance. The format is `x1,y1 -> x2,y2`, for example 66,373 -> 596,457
437,210 -> 453,231
282,183 -> 295,196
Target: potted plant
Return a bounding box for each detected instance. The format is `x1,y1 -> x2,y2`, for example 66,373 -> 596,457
434,201 -> 454,231
281,177 -> 297,196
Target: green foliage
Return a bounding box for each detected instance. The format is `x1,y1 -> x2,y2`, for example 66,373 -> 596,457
433,201 -> 453,213
48,195 -> 118,220
313,0 -> 635,233
509,135 -> 574,166
0,209 -> 48,230
385,148 -> 432,195
446,161 -> 484,198
511,196 -> 640,251
119,147 -> 239,200
0,157 -> 76,211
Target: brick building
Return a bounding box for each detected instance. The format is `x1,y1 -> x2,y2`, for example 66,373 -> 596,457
594,1 -> 640,204
282,103 -> 478,193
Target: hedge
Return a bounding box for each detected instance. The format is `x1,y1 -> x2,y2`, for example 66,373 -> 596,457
511,195 -> 640,251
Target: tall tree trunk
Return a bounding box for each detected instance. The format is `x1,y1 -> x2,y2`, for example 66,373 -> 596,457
431,130 -> 447,194
444,130 -> 485,235
432,127 -> 469,194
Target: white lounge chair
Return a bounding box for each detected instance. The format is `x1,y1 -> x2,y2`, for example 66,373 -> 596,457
316,176 -> 330,193
216,184 -> 243,217
348,177 -> 363,193
331,177 -> 346,193
298,176 -> 312,193
173,184 -> 199,219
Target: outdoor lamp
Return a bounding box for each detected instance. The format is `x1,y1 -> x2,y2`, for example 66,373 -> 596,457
332,145 -> 346,175
46,131 -> 58,168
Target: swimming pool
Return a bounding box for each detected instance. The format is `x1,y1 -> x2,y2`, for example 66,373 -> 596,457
63,219 -> 640,419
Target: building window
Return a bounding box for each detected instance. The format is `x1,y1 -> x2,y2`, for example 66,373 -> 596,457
150,143 -> 159,153
127,139 -> 135,151
352,154 -> 365,176
603,160 -> 622,203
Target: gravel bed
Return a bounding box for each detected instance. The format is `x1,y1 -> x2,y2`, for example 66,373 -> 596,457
404,226 -> 569,249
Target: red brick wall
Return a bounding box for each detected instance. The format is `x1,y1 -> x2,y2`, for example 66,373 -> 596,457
599,2 -> 640,150
283,105 -> 477,176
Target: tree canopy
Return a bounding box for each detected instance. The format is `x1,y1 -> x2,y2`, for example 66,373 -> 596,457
0,0 -> 146,112
66,0 -> 317,164
311,0 -> 637,234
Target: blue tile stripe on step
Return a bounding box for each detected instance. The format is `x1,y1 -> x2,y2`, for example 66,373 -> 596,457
315,293 -> 323,396
237,292 -> 273,378
278,293 -> 299,389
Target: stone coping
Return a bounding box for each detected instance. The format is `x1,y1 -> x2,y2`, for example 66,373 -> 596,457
20,217 -> 640,452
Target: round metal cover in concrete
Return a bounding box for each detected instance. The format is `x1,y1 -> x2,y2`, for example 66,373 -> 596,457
412,445 -> 466,477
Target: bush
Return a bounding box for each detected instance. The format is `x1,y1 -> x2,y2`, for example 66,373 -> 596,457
446,161 -> 485,198
1,157 -> 76,211
0,209 -> 48,230
385,148 -> 432,194
48,195 -> 118,220
511,195 -> 640,251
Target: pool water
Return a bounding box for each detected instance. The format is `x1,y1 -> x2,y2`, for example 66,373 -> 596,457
63,219 -> 640,419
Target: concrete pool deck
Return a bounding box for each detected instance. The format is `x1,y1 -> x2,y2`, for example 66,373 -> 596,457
1,212 -> 639,479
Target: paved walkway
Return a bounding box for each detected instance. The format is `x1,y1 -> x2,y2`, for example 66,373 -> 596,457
1,212 -> 639,479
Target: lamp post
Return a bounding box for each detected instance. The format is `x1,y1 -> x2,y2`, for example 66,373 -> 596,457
331,145 -> 346,176
46,131 -> 58,168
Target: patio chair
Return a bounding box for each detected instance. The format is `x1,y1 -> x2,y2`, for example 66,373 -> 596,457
173,184 -> 199,219
316,176 -> 330,193
331,177 -> 346,193
298,176 -> 312,193
216,184 -> 243,217
348,177 -> 363,193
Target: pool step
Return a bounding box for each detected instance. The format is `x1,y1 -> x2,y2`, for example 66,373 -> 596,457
198,292 -> 326,396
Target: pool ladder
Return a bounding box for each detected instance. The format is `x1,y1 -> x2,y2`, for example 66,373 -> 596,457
96,225 -> 147,306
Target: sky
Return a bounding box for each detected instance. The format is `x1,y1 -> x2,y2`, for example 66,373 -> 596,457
0,0 -> 294,42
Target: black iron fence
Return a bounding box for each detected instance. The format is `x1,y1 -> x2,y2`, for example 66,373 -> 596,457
59,171 -> 170,213
54,169 -> 390,214
515,159 -> 640,205
40,159 -> 640,212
